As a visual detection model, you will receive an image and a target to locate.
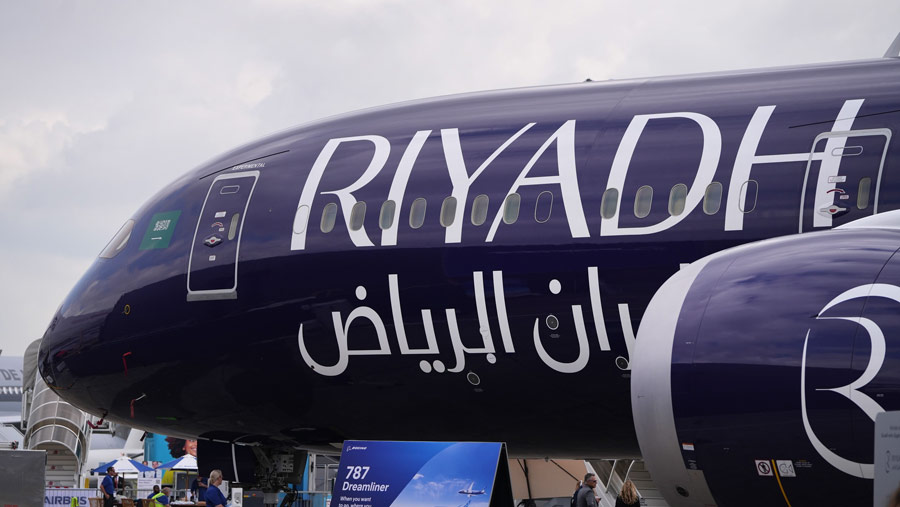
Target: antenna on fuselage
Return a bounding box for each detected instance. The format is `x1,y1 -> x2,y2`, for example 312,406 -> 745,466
884,32 -> 900,58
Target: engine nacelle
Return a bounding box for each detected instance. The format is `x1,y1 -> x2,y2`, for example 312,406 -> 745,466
633,215 -> 900,507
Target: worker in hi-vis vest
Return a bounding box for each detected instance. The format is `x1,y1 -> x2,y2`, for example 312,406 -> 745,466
149,486 -> 171,506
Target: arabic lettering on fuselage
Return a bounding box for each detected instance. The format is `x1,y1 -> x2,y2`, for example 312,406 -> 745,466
297,267 -> 634,377
291,99 -> 865,250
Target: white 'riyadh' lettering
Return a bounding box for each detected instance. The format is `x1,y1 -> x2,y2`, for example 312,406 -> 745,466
487,120 -> 589,242
292,136 -> 390,250
381,131 -> 431,246
293,99 -> 872,251
801,283 -> 898,479
601,112 -> 721,236
442,124 -> 535,244
809,99 -> 864,229
725,99 -> 864,231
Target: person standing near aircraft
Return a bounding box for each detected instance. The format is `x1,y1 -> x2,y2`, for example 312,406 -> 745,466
149,486 -> 172,506
614,480 -> 639,507
100,467 -> 117,507
204,469 -> 229,507
191,474 -> 208,502
576,473 -> 599,507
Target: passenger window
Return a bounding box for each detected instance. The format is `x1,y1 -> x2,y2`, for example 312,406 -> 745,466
600,188 -> 618,219
534,191 -> 553,223
409,198 -> 427,229
440,197 -> 457,227
858,177 -> 872,210
379,200 -> 396,230
471,194 -> 489,226
703,182 -> 723,215
320,203 -> 338,233
349,201 -> 367,231
739,180 -> 758,213
634,186 -> 653,218
668,184 -> 687,216
99,220 -> 135,259
293,205 -> 310,234
502,193 -> 521,224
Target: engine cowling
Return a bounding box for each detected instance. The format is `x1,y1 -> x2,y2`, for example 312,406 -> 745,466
632,214 -> 900,507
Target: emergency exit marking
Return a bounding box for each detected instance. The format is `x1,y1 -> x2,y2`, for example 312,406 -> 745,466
756,460 -> 773,476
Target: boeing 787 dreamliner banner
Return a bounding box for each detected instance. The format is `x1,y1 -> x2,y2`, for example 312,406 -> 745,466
332,441 -> 511,507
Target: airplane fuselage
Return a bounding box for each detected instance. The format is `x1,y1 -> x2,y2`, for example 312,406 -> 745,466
39,57 -> 900,506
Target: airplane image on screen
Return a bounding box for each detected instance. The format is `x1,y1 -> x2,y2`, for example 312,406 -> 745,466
458,481 -> 486,507
459,482 -> 485,496
37,33 -> 900,506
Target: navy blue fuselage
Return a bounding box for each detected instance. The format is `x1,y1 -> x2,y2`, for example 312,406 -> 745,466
39,57 -> 900,505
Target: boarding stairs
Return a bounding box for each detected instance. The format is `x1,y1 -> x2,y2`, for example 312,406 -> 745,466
23,371 -> 92,487
587,459 -> 669,507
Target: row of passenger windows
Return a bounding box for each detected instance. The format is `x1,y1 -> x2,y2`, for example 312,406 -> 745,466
302,177 -> 874,234
600,181 -> 725,220
315,192 -> 532,234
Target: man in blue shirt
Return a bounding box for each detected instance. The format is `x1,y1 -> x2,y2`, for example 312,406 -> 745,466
190,475 -> 208,502
100,467 -> 118,507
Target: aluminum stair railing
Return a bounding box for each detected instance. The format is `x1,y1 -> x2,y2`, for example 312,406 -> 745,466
586,459 -> 669,507
24,371 -> 92,487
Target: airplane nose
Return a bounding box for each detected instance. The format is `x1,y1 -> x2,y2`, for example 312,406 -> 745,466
37,276 -> 111,392
38,306 -> 77,390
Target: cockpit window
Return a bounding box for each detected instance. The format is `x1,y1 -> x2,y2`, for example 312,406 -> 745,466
99,220 -> 135,259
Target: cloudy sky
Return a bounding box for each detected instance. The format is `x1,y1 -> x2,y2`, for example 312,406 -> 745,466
1,1 -> 898,356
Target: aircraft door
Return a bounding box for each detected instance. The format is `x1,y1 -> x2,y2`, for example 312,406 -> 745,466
187,170 -> 260,301
799,129 -> 890,232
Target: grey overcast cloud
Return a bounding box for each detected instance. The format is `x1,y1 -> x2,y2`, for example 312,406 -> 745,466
1,1 -> 898,357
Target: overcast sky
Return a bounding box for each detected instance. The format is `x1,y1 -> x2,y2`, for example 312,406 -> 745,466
1,1 -> 898,357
